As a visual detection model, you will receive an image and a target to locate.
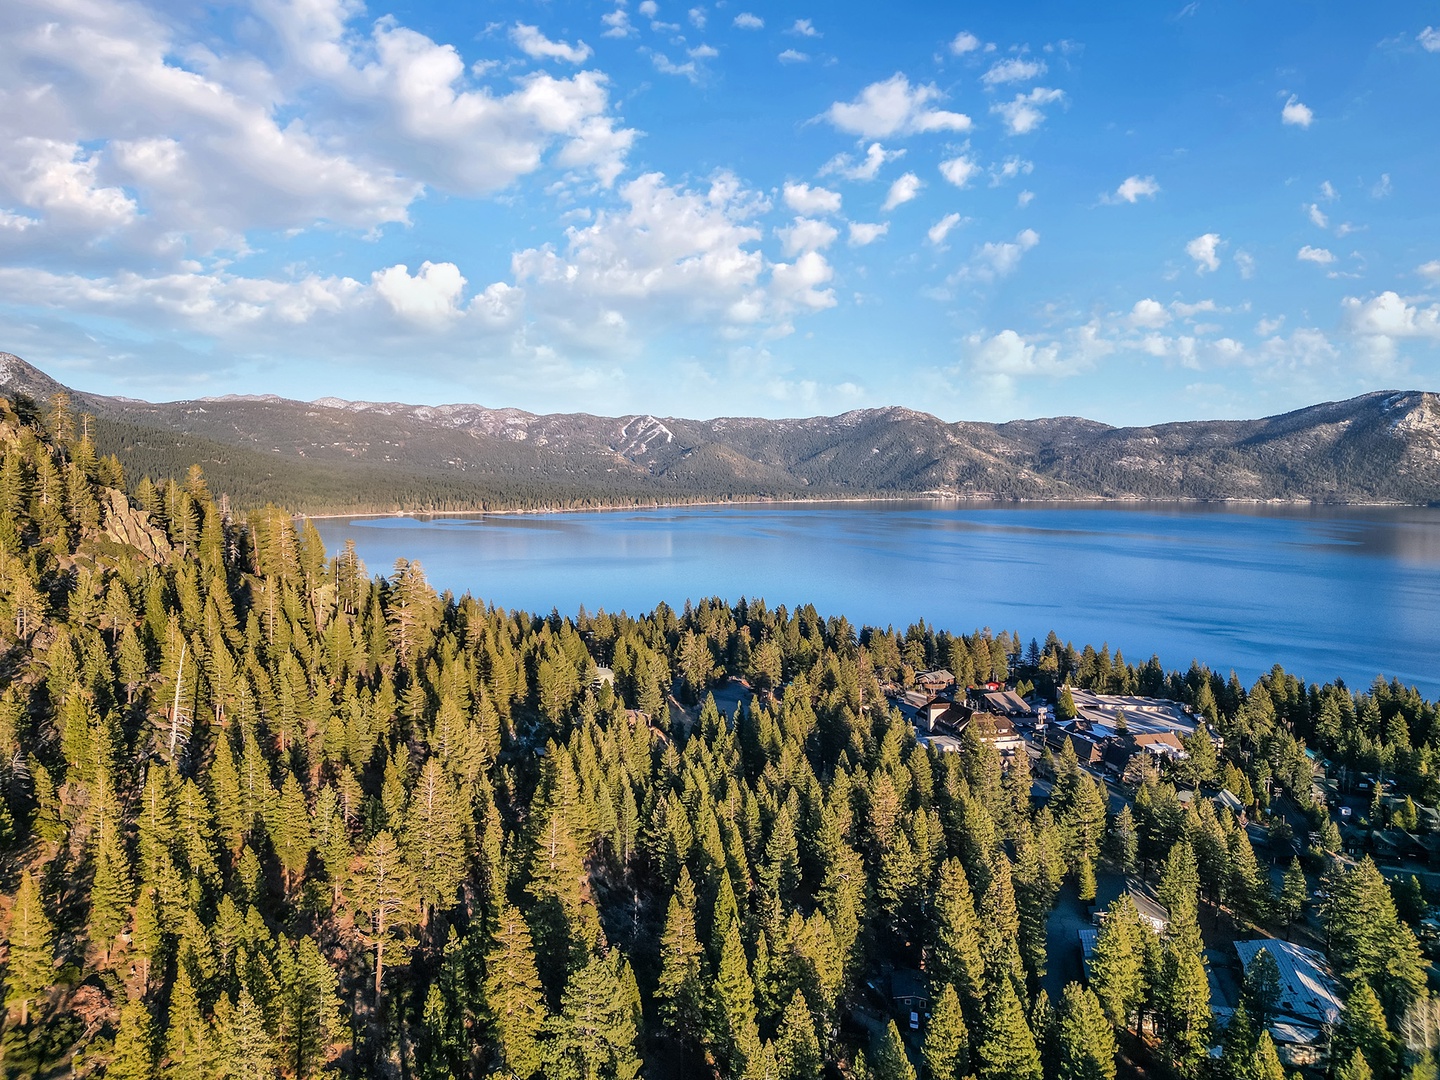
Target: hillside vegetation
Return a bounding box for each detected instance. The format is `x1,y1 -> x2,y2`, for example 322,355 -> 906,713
4,352 -> 1438,512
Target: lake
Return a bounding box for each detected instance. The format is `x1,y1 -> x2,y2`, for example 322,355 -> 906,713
313,501 -> 1440,698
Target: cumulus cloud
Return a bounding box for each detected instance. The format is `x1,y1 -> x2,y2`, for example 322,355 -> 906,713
825,74 -> 972,138
776,216 -> 838,257
601,6 -> 635,37
1129,299 -> 1171,329
1107,175 -> 1160,204
981,58 -> 1047,86
373,261 -> 469,325
847,221 -> 888,246
990,157 -> 1033,185
939,155 -> 980,188
950,31 -> 982,55
789,19 -> 820,37
770,250 -> 835,312
992,88 -> 1065,134
733,12 -> 763,29
1186,233 -> 1222,273
778,49 -> 809,64
1297,245 -> 1336,265
511,24 -> 593,64
881,172 -> 923,211
1419,260 -> 1440,281
1421,27 -> 1440,50
1343,291 -> 1440,340
961,228 -> 1040,281
783,182 -> 842,215
819,143 -> 904,182
927,212 -> 965,246
1281,95 -> 1313,128
1307,203 -> 1329,228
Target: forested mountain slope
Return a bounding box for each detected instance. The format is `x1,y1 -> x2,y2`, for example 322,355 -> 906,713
1,389 -> 1438,1080
4,352 -> 1438,511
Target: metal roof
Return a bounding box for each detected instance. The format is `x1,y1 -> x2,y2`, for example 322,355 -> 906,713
1233,939 -> 1342,1027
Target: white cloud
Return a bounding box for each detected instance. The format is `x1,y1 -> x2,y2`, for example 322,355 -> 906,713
962,228 -> 1040,280
1281,95 -> 1313,128
882,172 -> 923,211
373,261 -> 469,325
1129,299 -> 1171,329
1372,173 -> 1392,198
939,155 -> 980,188
1171,299 -> 1218,319
825,75 -> 972,138
1307,203 -> 1329,228
1343,291 -> 1440,340
690,44 -> 719,59
1235,251 -> 1256,279
1109,175 -> 1160,203
602,6 -> 635,37
511,24 -> 593,64
789,19 -> 820,37
776,217 -> 838,257
778,49 -> 810,64
981,58 -> 1047,86
1297,245 -> 1335,265
1419,260 -> 1440,281
733,12 -> 763,29
990,157 -> 1033,185
992,88 -> 1065,135
770,250 -> 835,312
638,1 -> 659,17
649,51 -> 699,80
950,31 -> 982,55
1017,190 -> 1035,207
819,143 -> 904,182
928,213 -> 964,245
689,7 -> 706,29
1319,180 -> 1339,201
1419,26 -> 1440,51
1186,233 -> 1222,273
848,221 -> 888,246
783,182 -> 841,215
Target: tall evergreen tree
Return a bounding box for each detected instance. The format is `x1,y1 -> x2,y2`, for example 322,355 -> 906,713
922,983 -> 969,1080
1055,983 -> 1117,1080
484,903 -> 548,1080
774,990 -> 822,1080
541,950 -> 644,1080
656,868 -> 707,1039
4,871 -> 55,1026
712,918 -> 762,1077
108,997 -> 158,1080
870,1019 -> 916,1080
974,979 -> 1042,1080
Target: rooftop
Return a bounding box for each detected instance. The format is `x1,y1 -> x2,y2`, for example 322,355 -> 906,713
1233,939 -> 1341,1027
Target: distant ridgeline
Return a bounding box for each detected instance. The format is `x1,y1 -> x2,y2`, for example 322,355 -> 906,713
1,385 -> 1439,1080
4,351 -> 1440,512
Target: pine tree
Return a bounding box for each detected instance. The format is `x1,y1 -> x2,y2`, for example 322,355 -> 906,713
975,978 -> 1042,1080
922,983 -> 969,1080
712,918 -> 762,1077
109,996 -> 158,1080
871,1019 -> 916,1080
484,903 -> 548,1079
1250,1031 -> 1287,1080
1158,944 -> 1211,1077
1333,980 -> 1394,1079
4,871 -> 55,1026
281,936 -> 344,1080
1055,982 -> 1116,1080
404,757 -> 467,925
774,990 -> 821,1080
1277,856 -> 1307,929
541,950 -> 644,1080
217,989 -> 279,1080
656,867 -> 707,1038
90,815 -> 136,962
273,772 -> 312,896
164,965 -> 219,1080
931,857 -> 986,1014
349,830 -> 417,998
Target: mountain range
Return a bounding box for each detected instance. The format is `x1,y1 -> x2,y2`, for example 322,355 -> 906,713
3,352 -> 1439,512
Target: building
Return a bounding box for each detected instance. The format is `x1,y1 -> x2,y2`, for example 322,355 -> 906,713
958,712 -> 1026,756
1093,876 -> 1170,934
916,669 -> 955,693
968,686 -> 1037,724
1047,721 -> 1107,767
1065,687 -> 1201,741
1232,939 -> 1342,1028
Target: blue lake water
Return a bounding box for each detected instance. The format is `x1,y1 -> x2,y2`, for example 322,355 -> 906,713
313,501 -> 1440,697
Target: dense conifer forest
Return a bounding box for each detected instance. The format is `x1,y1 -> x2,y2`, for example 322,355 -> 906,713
3,388 -> 1440,1080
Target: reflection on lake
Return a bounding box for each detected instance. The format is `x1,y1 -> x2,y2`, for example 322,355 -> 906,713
314,501 -> 1440,696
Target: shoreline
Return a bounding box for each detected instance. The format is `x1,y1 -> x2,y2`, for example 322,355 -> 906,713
298,491 -> 1429,523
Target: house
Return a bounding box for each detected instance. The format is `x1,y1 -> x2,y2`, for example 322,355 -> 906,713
1214,788 -> 1247,824
1233,940 -> 1342,1028
959,712 -> 1026,755
968,687 -> 1037,724
1048,721 -> 1107,767
889,968 -> 930,1026
916,669 -> 955,693
1093,876 -> 1169,934
1065,687 -> 1202,741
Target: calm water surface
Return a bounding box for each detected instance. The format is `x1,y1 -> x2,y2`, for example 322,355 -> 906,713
313,502 -> 1440,697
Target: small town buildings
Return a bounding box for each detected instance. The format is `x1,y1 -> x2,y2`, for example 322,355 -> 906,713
1232,939 -> 1342,1028
915,668 -> 956,693
1066,687 -> 1202,741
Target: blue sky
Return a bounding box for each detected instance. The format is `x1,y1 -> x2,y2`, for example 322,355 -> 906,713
0,0 -> 1437,424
